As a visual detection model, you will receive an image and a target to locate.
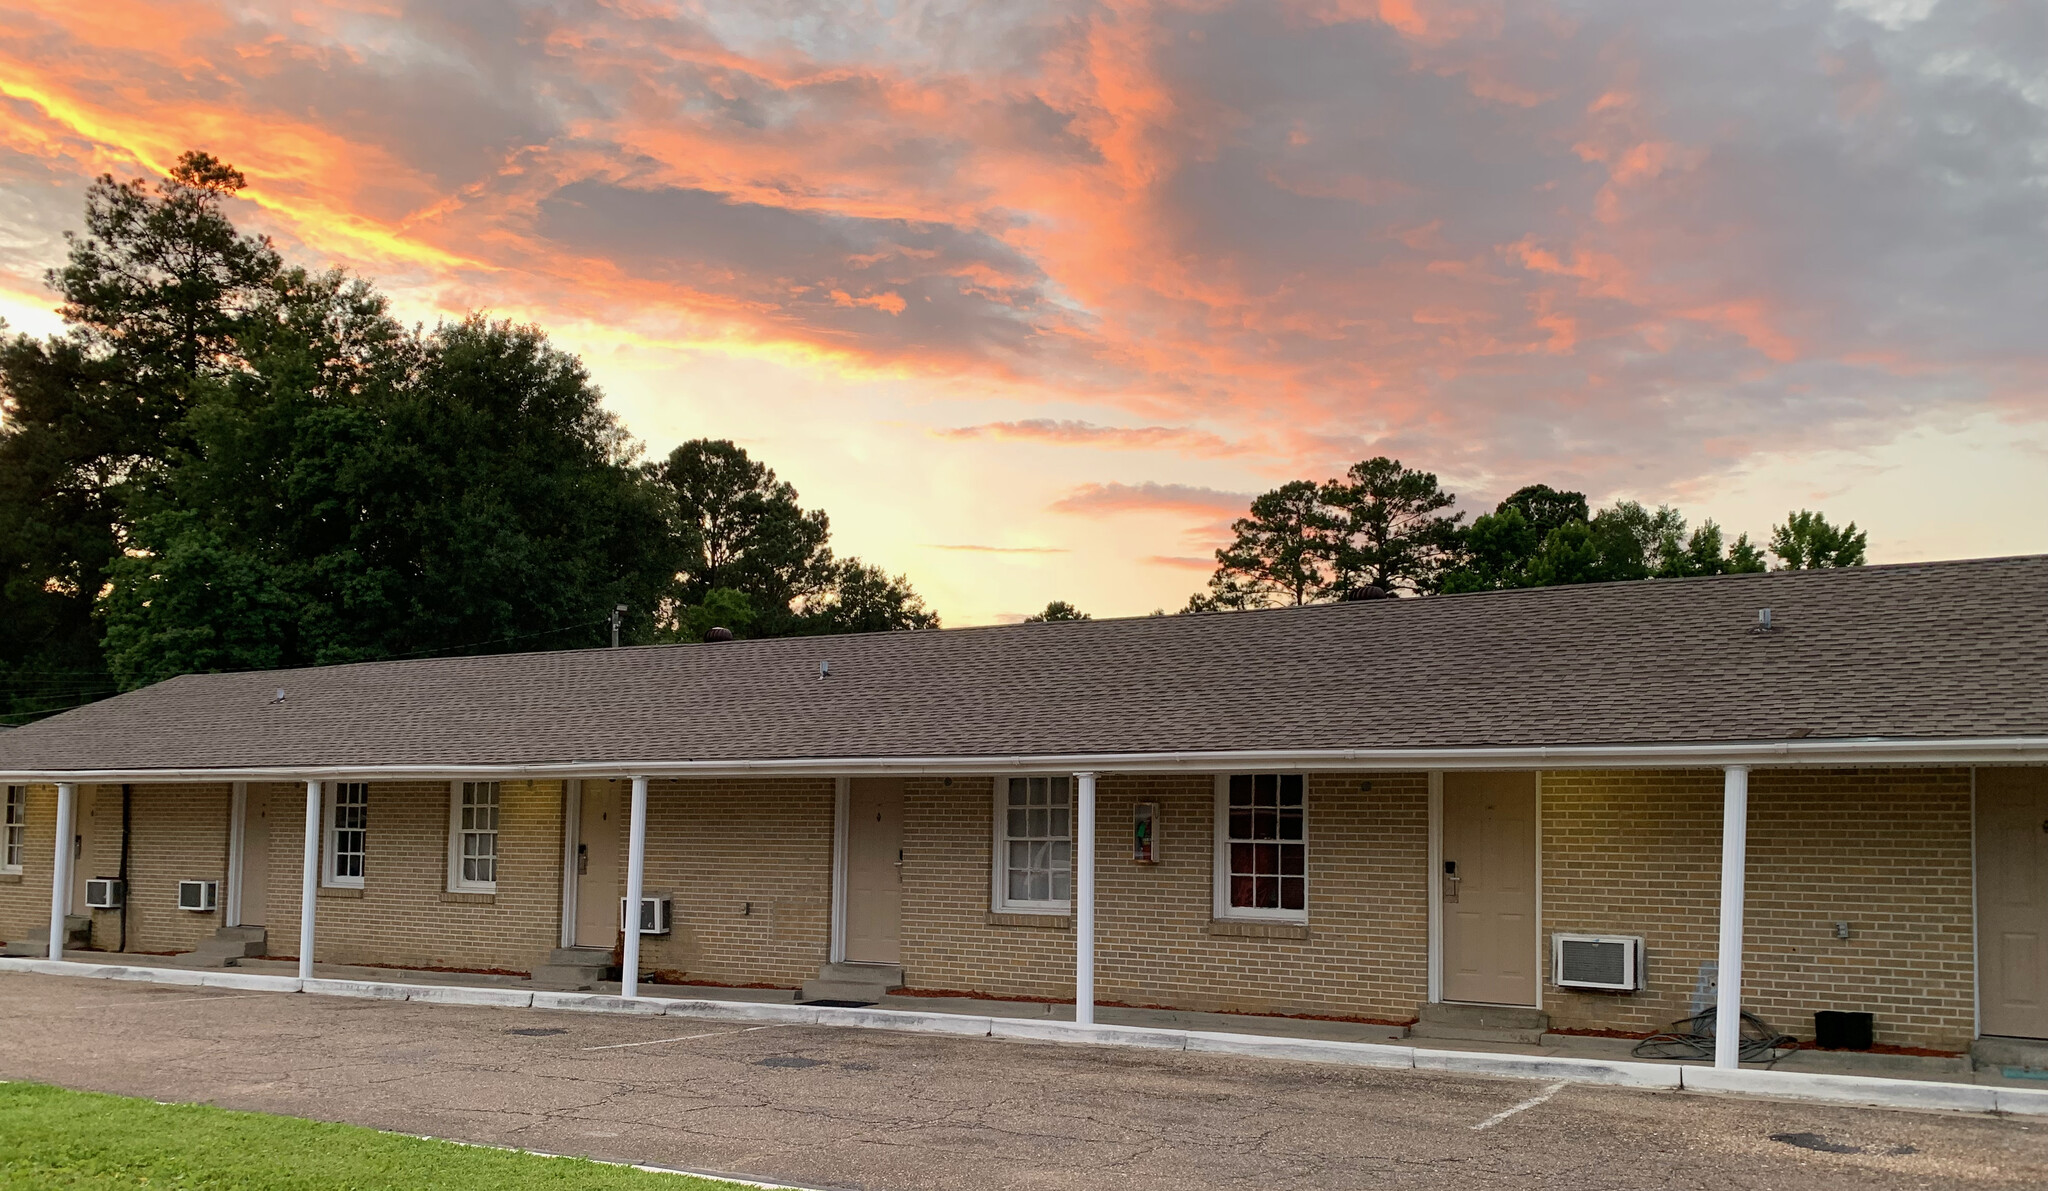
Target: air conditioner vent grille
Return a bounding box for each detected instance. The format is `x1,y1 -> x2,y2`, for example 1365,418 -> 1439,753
1551,933 -> 1642,991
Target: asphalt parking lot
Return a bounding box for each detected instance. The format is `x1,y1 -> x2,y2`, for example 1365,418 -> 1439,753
1,972 -> 2042,1190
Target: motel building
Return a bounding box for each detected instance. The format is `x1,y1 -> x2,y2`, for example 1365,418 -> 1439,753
2,555 -> 2046,1076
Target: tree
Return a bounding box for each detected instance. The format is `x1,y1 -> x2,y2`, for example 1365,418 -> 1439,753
1770,510 -> 1867,569
1024,600 -> 1089,622
0,152 -> 282,719
1440,505 -> 1542,593
660,439 -> 833,627
1205,480 -> 1341,607
1498,484 -> 1589,541
803,560 -> 940,633
1322,457 -> 1465,595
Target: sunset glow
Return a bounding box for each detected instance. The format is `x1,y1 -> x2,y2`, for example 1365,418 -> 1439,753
3,0 -> 2045,623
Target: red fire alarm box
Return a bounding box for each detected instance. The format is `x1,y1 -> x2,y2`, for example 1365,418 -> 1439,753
1133,802 -> 1159,864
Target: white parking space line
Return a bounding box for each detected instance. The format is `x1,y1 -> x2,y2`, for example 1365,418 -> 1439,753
1472,1081 -> 1568,1131
581,1025 -> 779,1051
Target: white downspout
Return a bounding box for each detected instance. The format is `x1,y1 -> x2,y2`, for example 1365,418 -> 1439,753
1715,765 -> 1749,1069
1074,771 -> 1096,1026
298,779 -> 321,981
622,775 -> 649,1000
47,782 -> 76,960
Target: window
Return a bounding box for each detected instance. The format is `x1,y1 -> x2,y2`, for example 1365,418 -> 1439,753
1214,774 -> 1306,921
323,782 -> 367,887
3,785 -> 24,873
992,776 -> 1071,912
449,781 -> 500,891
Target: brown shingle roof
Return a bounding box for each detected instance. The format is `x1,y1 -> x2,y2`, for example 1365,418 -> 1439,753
3,555 -> 2046,774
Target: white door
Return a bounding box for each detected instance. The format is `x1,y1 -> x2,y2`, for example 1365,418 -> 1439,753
1980,767 -> 2048,1039
239,786 -> 271,926
1441,771 -> 1539,1007
575,781 -> 621,948
845,778 -> 904,963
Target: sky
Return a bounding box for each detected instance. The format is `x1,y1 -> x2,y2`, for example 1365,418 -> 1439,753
1,0 -> 2044,626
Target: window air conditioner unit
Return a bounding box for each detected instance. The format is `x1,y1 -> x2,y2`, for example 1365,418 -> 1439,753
85,877 -> 124,909
177,880 -> 219,912
1552,933 -> 1643,991
621,894 -> 672,935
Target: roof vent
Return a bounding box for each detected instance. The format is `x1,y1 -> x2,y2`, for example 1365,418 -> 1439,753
703,626 -> 734,642
1752,608 -> 1775,634
1345,585 -> 1391,601
819,661 -> 831,680
272,687 -> 286,704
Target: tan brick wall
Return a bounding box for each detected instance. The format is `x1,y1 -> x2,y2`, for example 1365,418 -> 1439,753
627,778 -> 834,987
1541,767 -> 1977,1050
0,783 -> 57,944
261,780 -> 564,972
899,773 -> 1431,1021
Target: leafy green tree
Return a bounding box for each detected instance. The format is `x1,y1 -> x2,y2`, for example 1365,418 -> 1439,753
1770,510 -> 1867,569
1024,600 -> 1089,622
0,152 -> 281,720
803,560 -> 940,633
1323,458 -> 1465,595
660,439 -> 834,627
1205,480 -> 1341,607
1499,484 -> 1589,541
1440,505 -> 1542,593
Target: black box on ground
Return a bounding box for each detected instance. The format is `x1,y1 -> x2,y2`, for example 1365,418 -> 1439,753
1814,1010 -> 1874,1050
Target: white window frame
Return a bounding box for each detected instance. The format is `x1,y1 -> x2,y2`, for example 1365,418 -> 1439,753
322,781 -> 368,888
3,785 -> 25,874
447,780 -> 501,893
990,775 -> 1074,914
1212,773 -> 1308,923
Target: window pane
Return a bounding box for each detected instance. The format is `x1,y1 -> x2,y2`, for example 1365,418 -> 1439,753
1049,776 -> 1069,804
1229,774 -> 1252,805
1007,809 -> 1027,838
1051,870 -> 1070,901
1230,842 -> 1254,876
1048,808 -> 1069,839
1254,843 -> 1280,875
1281,877 -> 1306,910
1009,870 -> 1029,900
1028,808 -> 1048,838
1229,808 -> 1253,840
1009,840 -> 1030,871
1050,840 -> 1071,871
1008,778 -> 1028,805
1029,871 -> 1050,900
1255,875 -> 1278,907
1230,873 -> 1255,907
1278,810 -> 1302,841
1280,774 -> 1303,805
1028,777 -> 1046,804
1255,773 -> 1277,803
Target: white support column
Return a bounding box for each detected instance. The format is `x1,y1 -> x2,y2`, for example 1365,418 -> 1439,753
299,779 -> 321,981
47,782 -> 76,960
1715,765 -> 1750,1070
1074,771 -> 1097,1026
622,775 -> 650,1000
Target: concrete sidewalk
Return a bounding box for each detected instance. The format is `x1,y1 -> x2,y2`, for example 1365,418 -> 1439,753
5,954 -> 2046,1117
2,968 -> 2044,1191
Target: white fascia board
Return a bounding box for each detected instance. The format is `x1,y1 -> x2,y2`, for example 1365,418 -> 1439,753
4,736 -> 2047,784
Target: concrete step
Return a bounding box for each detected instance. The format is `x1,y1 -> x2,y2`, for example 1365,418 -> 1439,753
799,978 -> 891,1004
1409,1002 -> 1551,1046
190,926 -> 268,962
1,915 -> 90,957
214,925 -> 267,944
1974,1035 -> 2048,1074
533,963 -> 614,990
816,961 -> 903,987
549,947 -> 613,967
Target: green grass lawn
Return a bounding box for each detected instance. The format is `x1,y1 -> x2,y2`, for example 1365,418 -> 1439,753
0,1082 -> 760,1190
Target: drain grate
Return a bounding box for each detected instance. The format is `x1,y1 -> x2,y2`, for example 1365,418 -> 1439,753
506,1027 -> 569,1037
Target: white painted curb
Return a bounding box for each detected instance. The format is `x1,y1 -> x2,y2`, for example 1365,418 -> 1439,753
7,957 -> 2047,1117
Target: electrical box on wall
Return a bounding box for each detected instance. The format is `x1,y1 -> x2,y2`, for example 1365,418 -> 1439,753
177,880 -> 218,912
85,877 -> 124,909
1132,802 -> 1159,864
1552,933 -> 1643,991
